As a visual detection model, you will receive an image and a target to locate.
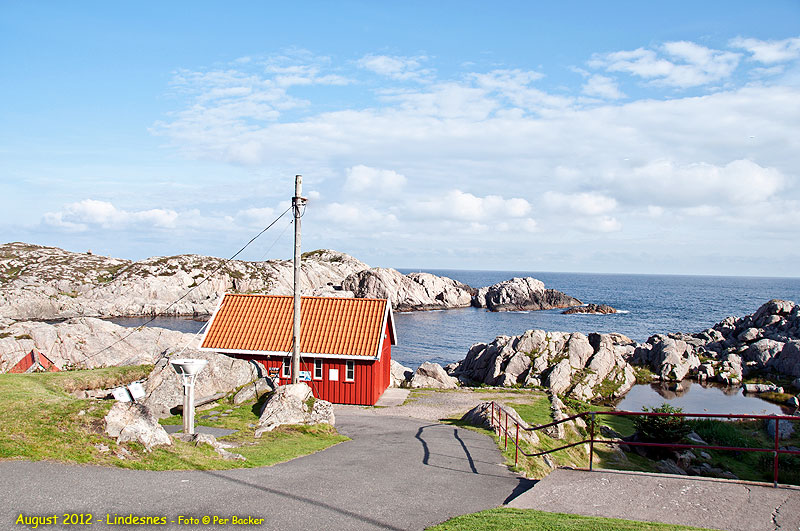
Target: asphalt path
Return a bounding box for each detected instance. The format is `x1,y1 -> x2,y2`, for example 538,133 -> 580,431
508,467 -> 800,531
0,410 -> 525,531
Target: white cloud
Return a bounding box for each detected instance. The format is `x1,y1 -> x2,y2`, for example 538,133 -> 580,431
542,192 -> 618,215
416,190 -> 531,221
321,202 -> 398,227
624,159 -> 784,206
344,165 -> 407,194
43,200 -> 179,231
730,36 -> 800,64
582,74 -> 625,99
146,46 -> 800,274
590,41 -> 740,88
574,216 -> 622,233
357,54 -> 431,81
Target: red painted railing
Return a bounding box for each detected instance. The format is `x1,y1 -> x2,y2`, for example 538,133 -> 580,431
488,401 -> 800,488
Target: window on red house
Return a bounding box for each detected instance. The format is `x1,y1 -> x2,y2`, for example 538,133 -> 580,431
282,358 -> 291,378
314,359 -> 323,380
345,360 -> 354,381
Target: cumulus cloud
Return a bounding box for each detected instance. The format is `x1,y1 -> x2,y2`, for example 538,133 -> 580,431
321,202 -> 398,227
582,74 -> 625,99
542,192 -> 618,215
357,54 -> 431,81
730,36 -> 800,64
146,41 -> 800,274
415,190 -> 531,221
624,159 -> 784,206
344,165 -> 407,194
43,200 -> 179,232
590,41 -> 740,87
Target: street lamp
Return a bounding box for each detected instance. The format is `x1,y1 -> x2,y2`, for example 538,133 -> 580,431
169,358 -> 208,435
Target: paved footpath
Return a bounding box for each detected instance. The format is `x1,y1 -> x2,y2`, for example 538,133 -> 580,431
508,467 -> 800,531
0,410 -> 523,531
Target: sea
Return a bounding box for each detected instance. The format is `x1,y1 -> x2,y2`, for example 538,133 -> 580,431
114,270 -> 800,369
110,270 -> 800,414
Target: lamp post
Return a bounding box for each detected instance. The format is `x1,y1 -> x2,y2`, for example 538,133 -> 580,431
169,358 -> 208,435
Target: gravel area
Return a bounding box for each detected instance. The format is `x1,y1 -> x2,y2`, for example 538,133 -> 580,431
336,388 -> 544,421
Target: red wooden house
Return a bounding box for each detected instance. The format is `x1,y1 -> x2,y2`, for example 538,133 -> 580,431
9,349 -> 60,373
200,294 -> 396,406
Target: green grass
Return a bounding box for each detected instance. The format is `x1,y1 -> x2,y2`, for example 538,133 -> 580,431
427,508 -> 710,530
503,395 -> 553,426
0,367 -> 347,471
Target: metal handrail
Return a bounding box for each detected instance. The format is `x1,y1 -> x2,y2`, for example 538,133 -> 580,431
488,401 -> 800,488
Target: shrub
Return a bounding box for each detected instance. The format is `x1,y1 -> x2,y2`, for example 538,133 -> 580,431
633,403 -> 692,443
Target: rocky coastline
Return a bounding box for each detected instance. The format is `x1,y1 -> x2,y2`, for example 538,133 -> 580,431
395,299 -> 800,405
0,242 -> 588,319
2,242 -> 797,409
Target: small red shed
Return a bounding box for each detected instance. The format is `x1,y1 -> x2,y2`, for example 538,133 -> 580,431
199,294 -> 397,406
9,349 -> 60,373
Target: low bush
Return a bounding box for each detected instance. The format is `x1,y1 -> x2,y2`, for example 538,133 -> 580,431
633,403 -> 692,443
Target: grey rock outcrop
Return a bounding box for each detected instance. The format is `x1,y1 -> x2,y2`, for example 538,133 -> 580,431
636,299 -> 800,383
632,336 -> 700,381
0,317 -> 200,373
765,418 -> 795,440
390,360 -> 413,388
232,377 -> 275,405
342,268 -> 473,311
562,304 -> 618,315
104,402 -> 172,450
0,243 -> 368,320
410,361 -> 459,388
461,402 -> 539,444
449,330 -> 635,401
472,277 -> 581,312
142,350 -> 264,418
254,383 -> 334,436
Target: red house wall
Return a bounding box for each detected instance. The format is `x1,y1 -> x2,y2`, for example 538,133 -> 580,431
240,322 -> 392,406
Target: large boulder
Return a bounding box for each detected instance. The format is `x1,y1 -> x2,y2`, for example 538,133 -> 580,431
254,383 -> 334,436
450,330 -> 635,401
342,268 -> 473,311
390,360 -> 413,388
461,402 -> 538,444
104,402 -> 172,450
632,336 -> 700,381
410,361 -> 459,389
472,277 -> 581,312
142,350 -> 264,418
232,377 -> 275,405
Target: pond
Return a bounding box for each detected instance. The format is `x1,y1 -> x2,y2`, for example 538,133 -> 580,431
616,380 -> 796,417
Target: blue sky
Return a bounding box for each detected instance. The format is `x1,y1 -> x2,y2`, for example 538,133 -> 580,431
2,1 -> 800,276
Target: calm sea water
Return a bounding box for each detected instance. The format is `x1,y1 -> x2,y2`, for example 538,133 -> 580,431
111,270 -> 800,369
392,270 -> 800,368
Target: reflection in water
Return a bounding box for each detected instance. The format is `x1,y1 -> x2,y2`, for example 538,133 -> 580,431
617,380 -> 794,416
106,316 -> 208,334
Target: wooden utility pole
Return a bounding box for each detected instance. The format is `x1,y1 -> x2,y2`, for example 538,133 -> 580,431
291,175 -> 305,384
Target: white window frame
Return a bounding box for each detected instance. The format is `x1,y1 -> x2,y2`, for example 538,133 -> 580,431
314,359 -> 323,380
282,358 -> 291,378
345,360 -> 355,382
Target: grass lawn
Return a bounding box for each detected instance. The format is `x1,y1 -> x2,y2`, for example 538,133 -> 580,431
0,367 -> 348,471
427,508 -> 710,530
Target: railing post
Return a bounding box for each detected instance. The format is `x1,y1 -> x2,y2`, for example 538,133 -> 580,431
491,402 -> 494,432
774,418 -> 780,488
589,412 -> 596,472
504,410 -> 508,449
515,423 -> 519,466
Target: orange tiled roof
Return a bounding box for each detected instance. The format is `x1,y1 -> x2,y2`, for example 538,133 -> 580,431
200,294 -> 394,358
